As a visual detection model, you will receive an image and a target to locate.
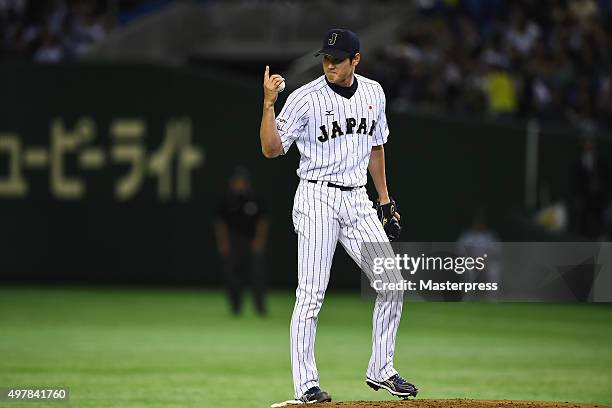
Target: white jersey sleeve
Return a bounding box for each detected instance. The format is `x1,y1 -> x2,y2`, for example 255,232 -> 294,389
276,90 -> 309,154
372,85 -> 389,146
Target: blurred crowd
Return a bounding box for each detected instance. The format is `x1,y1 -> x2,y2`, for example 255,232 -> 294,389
368,0 -> 612,132
0,0 -> 112,62
3,0 -> 612,132
0,0 -> 172,63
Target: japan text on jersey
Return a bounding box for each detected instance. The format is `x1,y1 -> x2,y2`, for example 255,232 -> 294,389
275,74 -> 389,187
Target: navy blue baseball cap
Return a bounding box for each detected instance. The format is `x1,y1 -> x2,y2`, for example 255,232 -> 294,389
315,28 -> 360,60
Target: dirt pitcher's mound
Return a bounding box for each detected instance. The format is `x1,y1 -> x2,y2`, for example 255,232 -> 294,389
326,400 -> 609,408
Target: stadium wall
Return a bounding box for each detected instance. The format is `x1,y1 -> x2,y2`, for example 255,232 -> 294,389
0,64 -> 608,286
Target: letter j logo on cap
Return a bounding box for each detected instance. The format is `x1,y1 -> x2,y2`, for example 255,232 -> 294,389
328,33 -> 338,45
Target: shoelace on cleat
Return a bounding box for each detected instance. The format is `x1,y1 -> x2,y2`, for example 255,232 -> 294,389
300,387 -> 321,402
391,374 -> 407,384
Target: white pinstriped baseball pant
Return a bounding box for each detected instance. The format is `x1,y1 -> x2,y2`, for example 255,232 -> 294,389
290,179 -> 404,398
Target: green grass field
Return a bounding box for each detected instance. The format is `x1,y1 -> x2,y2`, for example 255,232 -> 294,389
0,287 -> 611,408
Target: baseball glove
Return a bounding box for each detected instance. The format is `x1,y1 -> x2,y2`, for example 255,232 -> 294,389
376,198 -> 402,242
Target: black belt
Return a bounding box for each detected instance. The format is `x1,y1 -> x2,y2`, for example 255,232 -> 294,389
308,180 -> 363,191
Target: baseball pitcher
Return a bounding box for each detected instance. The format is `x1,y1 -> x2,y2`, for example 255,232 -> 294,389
260,28 -> 418,406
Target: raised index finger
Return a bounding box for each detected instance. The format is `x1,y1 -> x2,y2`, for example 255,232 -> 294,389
264,65 -> 270,81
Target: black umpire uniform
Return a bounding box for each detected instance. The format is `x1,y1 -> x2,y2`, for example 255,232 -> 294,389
215,167 -> 268,315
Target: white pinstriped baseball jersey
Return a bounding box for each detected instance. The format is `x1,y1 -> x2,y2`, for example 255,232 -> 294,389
276,74 -> 389,187
274,73 -> 405,400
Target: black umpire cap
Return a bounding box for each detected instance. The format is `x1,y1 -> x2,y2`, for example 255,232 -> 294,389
315,28 -> 360,60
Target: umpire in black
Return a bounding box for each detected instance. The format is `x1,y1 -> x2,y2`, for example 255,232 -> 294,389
215,166 -> 269,316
